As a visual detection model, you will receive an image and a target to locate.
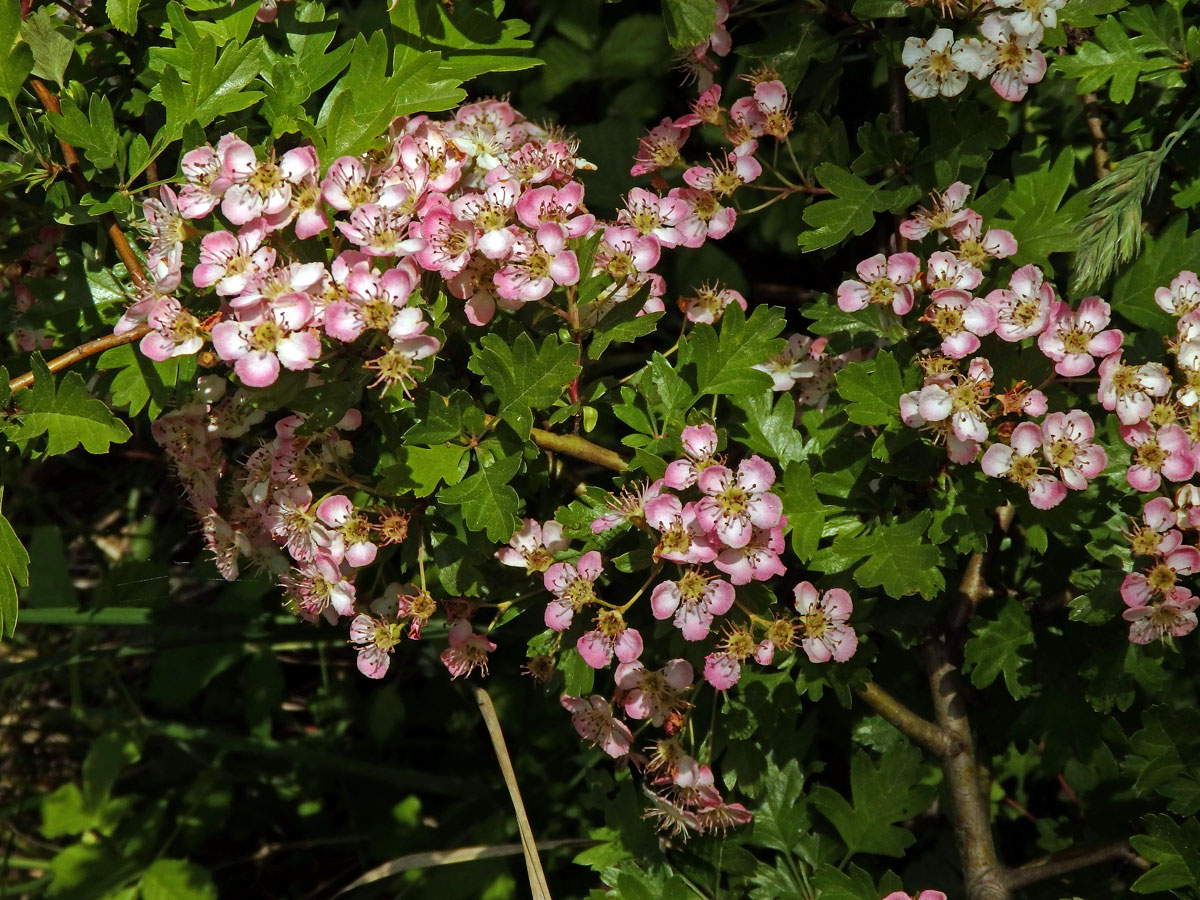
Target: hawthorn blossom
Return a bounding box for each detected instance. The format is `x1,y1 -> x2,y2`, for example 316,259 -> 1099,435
631,118 -> 690,177
1098,353 -> 1172,425
981,422 -> 1067,509
321,156 -> 379,212
793,582 -> 858,663
494,223 -> 580,302
882,892 -> 949,900
985,264 -> 1054,341
543,551 -> 603,631
496,518 -> 569,572
925,250 -> 983,292
674,84 -> 723,128
193,222 -> 276,296
139,297 -> 206,361
325,263 -> 425,342
1121,541 -> 1200,608
349,613 -> 405,678
337,203 -> 424,257
1155,271 -> 1200,317
211,296 -> 321,387
1037,297 -> 1124,376
178,144 -> 230,218
703,652 -> 742,690
900,182 -> 972,241
592,479 -> 665,534
695,455 -> 783,549
644,495 -> 718,565
1119,422 -> 1195,492
593,224 -> 662,284
951,211 -> 1018,266
714,519 -> 787,585
670,186 -> 735,246
363,335 -> 441,392
411,205 -> 476,278
838,252 -> 921,315
577,610 -> 644,669
903,28 -> 982,98
614,659 -> 693,726
682,141 -> 762,198
439,620 -> 497,678
917,357 -> 994,443
921,288 -> 997,359
561,695 -> 632,757
977,14 -> 1047,102
220,139 -> 313,225
993,0 -> 1067,35
680,283 -> 747,324
1123,592 -> 1200,645
517,181 -> 595,237
651,569 -> 736,640
315,495 -> 377,567
663,423 -> 719,489
753,334 -> 828,392
1041,411 -> 1106,490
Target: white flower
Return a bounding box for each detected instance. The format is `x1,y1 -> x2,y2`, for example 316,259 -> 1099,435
902,28 -> 982,99
992,0 -> 1067,35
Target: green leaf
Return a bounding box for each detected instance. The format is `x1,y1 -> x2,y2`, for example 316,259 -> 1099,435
2,355 -> 132,457
1110,216 -> 1198,332
438,453 -> 522,542
811,746 -> 935,857
1130,814 -> 1200,893
963,597 -> 1036,700
750,759 -> 810,853
0,2 -> 34,107
828,511 -> 944,599
22,7 -> 75,87
390,0 -> 540,82
1061,0 -> 1130,28
737,392 -> 807,468
588,299 -> 662,360
1054,17 -> 1177,103
680,303 -> 786,398
1126,707 -> 1200,816
560,647 -> 595,697
471,332 -> 581,439
82,731 -> 140,813
835,350 -> 905,427
106,0 -> 141,34
991,148 -> 1089,269
381,445 -> 469,498
139,859 -> 218,900
640,352 -> 693,427
403,390 -> 485,444
0,488 -> 30,640
45,94 -> 122,171
799,164 -> 917,251
781,462 -> 828,563
97,345 -> 194,419
661,0 -> 716,49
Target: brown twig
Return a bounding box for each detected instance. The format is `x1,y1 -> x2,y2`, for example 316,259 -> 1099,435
28,78 -> 147,289
7,324 -> 151,394
854,681 -> 957,758
1003,837 -> 1148,890
1082,92 -> 1111,180
529,426 -> 627,472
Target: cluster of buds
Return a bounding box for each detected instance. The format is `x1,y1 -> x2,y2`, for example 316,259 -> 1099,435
902,3 -> 1061,102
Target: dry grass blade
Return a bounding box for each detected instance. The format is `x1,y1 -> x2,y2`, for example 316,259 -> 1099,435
334,838 -> 596,895
473,684 -> 553,900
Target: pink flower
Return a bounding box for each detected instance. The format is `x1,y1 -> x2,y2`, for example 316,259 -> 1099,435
977,14 -> 1047,102
1155,270 -> 1200,316
618,187 -> 690,248
178,144 -> 231,218
1120,423 -> 1195,492
680,283 -> 747,324
220,139 -> 311,225
984,264 -> 1054,341
703,652 -> 742,690
560,695 -> 633,757
1037,297 -> 1124,376
950,210 -> 1017,265
496,518 -> 569,572
493,223 -> 580,302
411,205 -> 476,278
1123,592 -> 1199,644
663,423 -> 719,489
321,156 -> 378,211
900,182 -> 972,241
630,118 -> 690,177
577,611 -> 643,669
592,479 -> 665,534
793,582 -> 858,663
315,495 -> 378,568
837,252 -> 921,315
925,250 -> 983,291
674,85 -> 723,128
669,187 -> 735,246
543,550 -> 603,631
695,455 -> 784,549
920,288 -> 997,359
683,142 -> 762,198
644,496 -> 718,565
614,659 -> 693,725
349,613 -> 404,679
903,28 -> 982,99
980,422 -> 1067,509
713,519 -> 788,585
192,222 -> 277,296
1098,353 -> 1172,425
994,0 -> 1066,33
917,357 -> 993,443
753,334 -> 826,392
337,203 -> 425,257
139,297 -> 205,361
517,181 -> 595,237
325,262 -> 426,343
440,620 -> 497,678
651,569 -> 735,640
593,224 -> 661,284
211,295 -> 321,387
1121,543 -> 1200,608
1041,411 -> 1106,490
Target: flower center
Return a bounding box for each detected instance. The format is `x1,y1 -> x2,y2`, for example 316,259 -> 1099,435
250,320 -> 285,352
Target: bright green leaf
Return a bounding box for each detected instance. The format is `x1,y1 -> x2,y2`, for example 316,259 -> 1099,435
2,355 -> 132,457
661,0 -> 717,49
471,333 -> 581,440
438,453 -> 522,541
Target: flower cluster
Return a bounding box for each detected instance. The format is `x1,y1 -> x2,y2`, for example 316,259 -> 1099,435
903,6 -> 1058,102
1121,495 -> 1200,644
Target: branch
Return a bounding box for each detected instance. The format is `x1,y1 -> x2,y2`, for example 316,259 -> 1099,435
29,78 -> 147,289
1082,92 -> 1111,181
529,427 -> 628,472
923,636 -> 1011,900
1003,837 -> 1148,890
8,323 -> 151,394
854,681 -> 958,758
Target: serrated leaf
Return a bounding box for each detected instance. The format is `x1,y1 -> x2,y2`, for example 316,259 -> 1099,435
1110,216 -> 1199,332
438,453 -> 522,541
811,746 -> 935,857
1054,17 -> 1177,103
991,148 -> 1089,268
106,0 -> 141,34
738,392 -> 806,468
680,303 -> 786,397
0,488 -> 29,640
750,759 -> 810,853
588,297 -> 662,360
1126,707 -> 1200,816
381,445 -> 469,498
835,350 -> 905,427
782,461 -> 828,563
800,164 -> 915,251
661,0 -> 716,49
640,352 -> 693,426
22,7 -> 75,87
1130,814 -> 1200,893
828,511 -> 944,599
471,332 -> 580,439
97,344 -> 194,419
3,355 -> 132,457
963,597 -> 1035,699
0,3 -> 34,107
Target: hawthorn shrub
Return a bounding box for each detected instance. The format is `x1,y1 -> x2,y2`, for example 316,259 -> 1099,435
2,1 -> 1200,899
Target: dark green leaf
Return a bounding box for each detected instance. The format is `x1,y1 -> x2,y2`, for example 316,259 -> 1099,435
835,350 -> 905,427
471,332 -> 581,439
661,0 -> 716,49
438,453 -> 522,541
680,303 -> 786,398
828,511 -> 944,599
0,488 -> 29,640
963,597 -> 1036,700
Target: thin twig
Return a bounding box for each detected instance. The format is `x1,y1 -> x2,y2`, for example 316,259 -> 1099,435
854,681 -> 957,758
8,324 -> 151,394
1003,837 -> 1148,890
472,685 -> 552,900
529,426 -> 627,472
1082,92 -> 1111,180
28,79 -> 147,289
